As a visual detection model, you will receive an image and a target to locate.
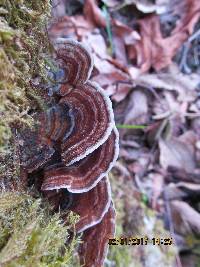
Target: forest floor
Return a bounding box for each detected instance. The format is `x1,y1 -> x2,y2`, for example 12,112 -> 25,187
50,1 -> 200,266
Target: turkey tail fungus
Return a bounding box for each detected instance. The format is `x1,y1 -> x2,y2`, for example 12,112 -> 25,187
20,39 -> 119,267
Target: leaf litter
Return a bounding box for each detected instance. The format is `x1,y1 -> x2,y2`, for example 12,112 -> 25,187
50,0 -> 200,266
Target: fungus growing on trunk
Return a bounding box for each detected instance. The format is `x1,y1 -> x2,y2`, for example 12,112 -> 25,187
43,177 -> 112,233
78,203 -> 116,267
41,127 -> 119,192
54,39 -> 93,88
59,81 -> 115,166
70,177 -> 112,233
20,38 -> 119,267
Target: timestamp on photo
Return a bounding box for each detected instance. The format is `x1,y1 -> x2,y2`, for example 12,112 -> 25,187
108,236 -> 173,246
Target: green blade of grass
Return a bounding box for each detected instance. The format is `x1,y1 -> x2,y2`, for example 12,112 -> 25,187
116,124 -> 147,129
102,4 -> 114,55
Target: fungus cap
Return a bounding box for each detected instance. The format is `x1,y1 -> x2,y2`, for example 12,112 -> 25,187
60,81 -> 115,166
54,38 -> 94,90
41,127 -> 119,193
78,202 -> 116,267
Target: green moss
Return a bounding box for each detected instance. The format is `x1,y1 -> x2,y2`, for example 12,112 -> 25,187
0,192 -> 81,267
0,0 -> 53,152
0,1 -> 81,266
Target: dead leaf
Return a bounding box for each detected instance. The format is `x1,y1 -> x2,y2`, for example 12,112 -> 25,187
165,183 -> 188,200
127,15 -> 187,72
135,65 -> 199,102
176,182 -> 200,192
112,19 -> 140,65
84,32 -> 132,101
167,166 -> 200,184
159,137 -> 195,171
178,130 -> 198,155
128,0 -> 200,72
171,200 -> 200,234
49,15 -> 93,40
83,0 -> 106,28
172,0 -> 200,35
124,90 -> 149,125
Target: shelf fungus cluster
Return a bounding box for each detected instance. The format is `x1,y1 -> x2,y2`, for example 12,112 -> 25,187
19,39 -> 119,266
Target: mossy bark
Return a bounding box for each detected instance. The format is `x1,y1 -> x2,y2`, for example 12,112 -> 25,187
0,1 -> 80,266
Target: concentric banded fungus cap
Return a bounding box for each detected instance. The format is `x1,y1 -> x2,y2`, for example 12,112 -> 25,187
41,103 -> 75,143
42,178 -> 111,233
41,127 -> 119,193
54,39 -> 93,90
18,127 -> 55,173
66,177 -> 111,233
78,202 -> 116,267
60,81 -> 115,166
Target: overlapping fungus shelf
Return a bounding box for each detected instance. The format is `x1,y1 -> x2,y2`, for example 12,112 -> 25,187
19,39 -> 119,267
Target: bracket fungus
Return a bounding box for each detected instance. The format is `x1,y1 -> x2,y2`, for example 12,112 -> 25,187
41,127 -> 119,192
43,176 -> 112,233
20,39 -> 119,267
60,81 -> 115,166
78,203 -> 116,267
54,39 -> 94,87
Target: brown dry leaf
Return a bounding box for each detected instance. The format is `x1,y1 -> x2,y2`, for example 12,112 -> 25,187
92,57 -> 131,101
83,0 -> 106,28
112,19 -> 140,65
178,130 -> 198,155
124,90 -> 149,125
84,1 -> 140,68
111,82 -> 133,102
135,65 -> 199,102
113,35 -> 128,66
172,0 -> 200,35
159,137 -> 195,172
84,32 -> 108,58
128,0 -> 200,72
171,200 -> 200,234
84,32 -> 132,101
128,15 -> 187,72
49,15 -> 93,40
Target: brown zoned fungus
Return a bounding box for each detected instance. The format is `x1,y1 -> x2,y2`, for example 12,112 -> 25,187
19,39 -> 119,267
